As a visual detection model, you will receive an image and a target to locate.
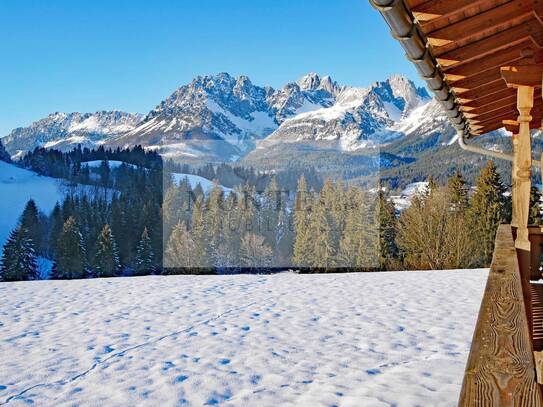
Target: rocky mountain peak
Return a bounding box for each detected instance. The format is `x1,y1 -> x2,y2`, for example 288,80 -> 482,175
296,73 -> 342,95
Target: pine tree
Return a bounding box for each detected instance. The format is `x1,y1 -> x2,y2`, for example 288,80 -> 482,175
529,186 -> 543,225
338,188 -> 364,268
397,187 -> 476,270
261,177 -> 280,247
49,203 -> 64,257
240,233 -> 273,269
134,227 -> 155,275
447,170 -> 468,210
467,161 -> 508,266
378,190 -> 399,269
164,222 -> 198,272
0,226 -> 38,281
309,200 -> 335,270
20,199 -> 43,254
51,217 -> 87,279
293,176 -> 313,267
93,224 -> 120,278
0,138 -> 11,162
190,196 -> 211,269
426,175 -> 438,196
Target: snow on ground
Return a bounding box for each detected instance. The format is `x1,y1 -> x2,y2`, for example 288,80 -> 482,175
0,162 -> 62,249
0,269 -> 488,406
391,182 -> 429,211
81,160 -> 138,169
172,173 -> 233,194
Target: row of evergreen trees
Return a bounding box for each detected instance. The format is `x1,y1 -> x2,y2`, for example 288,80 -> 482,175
161,160 -> 524,273
0,141 -> 534,279
394,161 -> 542,270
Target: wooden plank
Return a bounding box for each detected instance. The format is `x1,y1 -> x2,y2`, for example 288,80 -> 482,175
502,65 -> 543,87
412,0 -> 487,22
458,225 -> 543,406
476,104 -> 543,128
463,94 -> 517,113
435,19 -> 543,63
478,119 -> 541,134
468,88 -> 541,116
450,68 -> 505,92
456,79 -> 510,99
443,41 -> 536,76
427,0 -> 539,44
463,89 -> 517,109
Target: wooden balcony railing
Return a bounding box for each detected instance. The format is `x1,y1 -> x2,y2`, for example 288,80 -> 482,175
459,224 -> 542,406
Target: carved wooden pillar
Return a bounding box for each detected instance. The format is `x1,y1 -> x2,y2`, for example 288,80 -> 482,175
511,132 -> 519,228
515,86 -> 534,251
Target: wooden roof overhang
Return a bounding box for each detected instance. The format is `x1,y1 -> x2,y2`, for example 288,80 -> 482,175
370,0 -> 543,138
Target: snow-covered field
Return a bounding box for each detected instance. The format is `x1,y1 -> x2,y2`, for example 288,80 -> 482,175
81,160 -> 138,169
0,162 -> 62,249
0,269 -> 488,406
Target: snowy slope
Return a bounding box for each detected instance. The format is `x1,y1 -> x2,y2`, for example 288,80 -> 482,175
391,182 -> 430,211
0,269 -> 488,406
0,162 -> 62,249
172,173 -> 232,194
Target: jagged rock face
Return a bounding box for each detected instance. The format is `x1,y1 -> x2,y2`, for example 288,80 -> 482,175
247,76 -> 433,158
267,73 -> 342,123
2,111 -> 143,159
111,73 -> 278,161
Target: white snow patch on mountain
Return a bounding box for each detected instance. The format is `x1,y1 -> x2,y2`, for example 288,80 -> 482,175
0,269 -> 488,406
205,100 -> 277,148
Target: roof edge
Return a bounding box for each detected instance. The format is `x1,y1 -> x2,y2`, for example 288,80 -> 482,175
369,0 -> 472,138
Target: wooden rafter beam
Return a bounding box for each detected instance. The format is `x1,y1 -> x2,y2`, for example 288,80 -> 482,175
474,104 -> 543,130
454,79 -> 509,99
411,0 -> 486,22
501,65 -> 543,87
426,0 -> 542,46
463,88 -> 542,114
463,95 -> 518,115
449,69 -> 504,93
473,105 -> 523,124
442,41 -> 538,76
435,17 -> 543,64
475,119 -> 541,134
462,89 -> 517,109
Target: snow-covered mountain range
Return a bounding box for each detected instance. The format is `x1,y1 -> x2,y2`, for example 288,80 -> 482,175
2,111 -> 143,160
2,73 -> 451,164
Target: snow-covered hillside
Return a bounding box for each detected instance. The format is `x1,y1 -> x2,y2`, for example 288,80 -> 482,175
0,269 -> 488,406
172,173 -> 232,194
0,162 -> 62,249
391,182 -> 430,211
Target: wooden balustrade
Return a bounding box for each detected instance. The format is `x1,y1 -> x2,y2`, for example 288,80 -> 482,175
459,224 -> 542,406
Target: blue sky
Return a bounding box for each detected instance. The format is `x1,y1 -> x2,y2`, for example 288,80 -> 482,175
0,0 -> 423,136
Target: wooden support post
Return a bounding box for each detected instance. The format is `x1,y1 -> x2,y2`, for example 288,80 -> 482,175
512,132 -> 519,228
515,85 -> 535,251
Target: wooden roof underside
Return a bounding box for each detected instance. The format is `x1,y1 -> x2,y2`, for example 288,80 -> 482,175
405,0 -> 543,136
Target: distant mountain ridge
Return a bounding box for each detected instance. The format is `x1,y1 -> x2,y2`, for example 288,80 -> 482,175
4,72 -> 512,188
2,73 -> 437,162
3,111 -> 143,160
